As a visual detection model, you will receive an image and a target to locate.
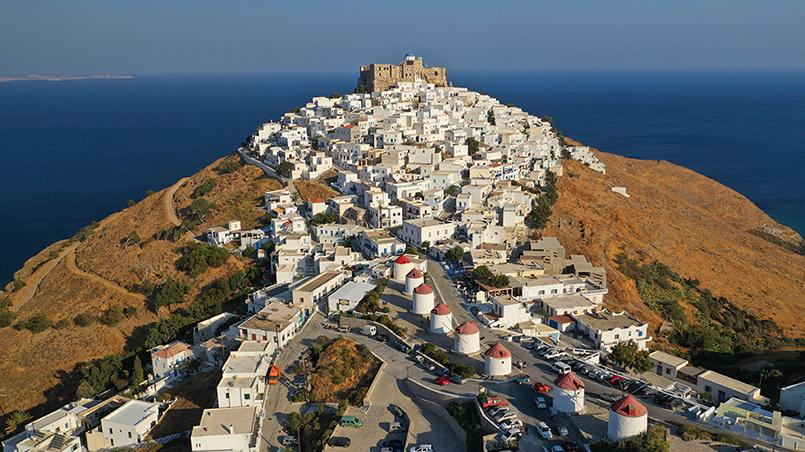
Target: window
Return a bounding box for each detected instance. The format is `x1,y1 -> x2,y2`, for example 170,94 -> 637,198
665,368 -> 670,375
109,428 -> 113,434
128,432 -> 132,439
244,394 -> 251,400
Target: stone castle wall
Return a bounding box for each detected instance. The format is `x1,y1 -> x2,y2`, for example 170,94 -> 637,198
357,56 -> 447,93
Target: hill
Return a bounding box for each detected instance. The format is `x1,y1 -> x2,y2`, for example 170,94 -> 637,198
546,142 -> 805,344
0,154 -> 281,419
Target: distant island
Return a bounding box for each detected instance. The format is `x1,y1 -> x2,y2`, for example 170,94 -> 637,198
0,74 -> 134,83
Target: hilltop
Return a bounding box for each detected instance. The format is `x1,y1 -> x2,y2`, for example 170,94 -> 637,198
546,141 -> 805,340
0,154 -> 281,418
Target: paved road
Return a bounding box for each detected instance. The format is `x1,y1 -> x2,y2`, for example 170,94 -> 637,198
238,149 -> 298,198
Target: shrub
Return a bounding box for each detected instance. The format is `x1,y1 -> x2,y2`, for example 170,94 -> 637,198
277,161 -> 294,178
75,221 -> 100,241
177,242 -> 230,277
17,314 -> 53,333
74,313 -> 96,327
149,278 -> 190,311
100,307 -> 125,326
191,178 -> 217,198
0,309 -> 15,328
311,211 -> 338,225
53,319 -> 70,329
123,306 -> 138,317
214,160 -> 242,175
11,279 -> 26,292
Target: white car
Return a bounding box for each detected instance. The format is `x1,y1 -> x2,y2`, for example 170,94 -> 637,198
500,419 -> 523,430
489,406 -> 510,417
494,412 -> 517,423
409,445 -> 433,452
535,397 -> 548,409
537,422 -> 552,440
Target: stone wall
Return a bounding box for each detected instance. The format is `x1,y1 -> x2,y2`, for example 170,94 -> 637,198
356,56 -> 448,93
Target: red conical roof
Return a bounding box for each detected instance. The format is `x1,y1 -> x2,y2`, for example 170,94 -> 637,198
395,255 -> 411,264
554,371 -> 585,391
485,342 -> 511,359
414,283 -> 433,295
456,321 -> 479,335
610,394 -> 647,417
431,302 -> 451,315
407,268 -> 423,278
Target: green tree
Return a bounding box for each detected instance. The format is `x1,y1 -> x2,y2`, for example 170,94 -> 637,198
608,341 -> 652,373
131,356 -> 144,386
445,185 -> 460,197
488,274 -> 510,288
5,410 -> 32,435
420,241 -> 431,251
277,161 -> 295,178
446,246 -> 464,263
473,266 -> 493,281
311,211 -> 338,225
149,278 -> 190,311
74,313 -> 96,327
465,137 -> 480,155
214,159 -> 242,175
191,178 -> 217,198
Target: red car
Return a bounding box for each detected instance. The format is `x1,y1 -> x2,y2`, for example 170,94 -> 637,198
609,375 -> 625,386
435,376 -> 450,386
481,398 -> 509,408
533,382 -> 551,393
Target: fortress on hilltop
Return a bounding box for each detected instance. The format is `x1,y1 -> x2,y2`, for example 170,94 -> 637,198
356,53 -> 448,93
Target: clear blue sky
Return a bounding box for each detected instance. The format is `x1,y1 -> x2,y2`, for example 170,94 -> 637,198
2,0 -> 804,75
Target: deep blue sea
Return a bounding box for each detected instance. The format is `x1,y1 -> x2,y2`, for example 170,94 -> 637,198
1,71 -> 804,284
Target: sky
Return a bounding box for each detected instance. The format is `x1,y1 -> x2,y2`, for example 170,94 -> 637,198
1,0 -> 804,75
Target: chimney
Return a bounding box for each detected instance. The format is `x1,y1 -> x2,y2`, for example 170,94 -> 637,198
228,424 -> 234,434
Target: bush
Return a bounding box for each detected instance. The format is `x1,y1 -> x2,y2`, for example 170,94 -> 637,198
123,306 -> 138,317
75,221 -> 100,241
177,242 -> 230,277
191,178 -> 217,198
0,308 -> 15,328
74,313 -> 96,327
149,278 -> 190,311
100,307 -> 125,326
214,160 -> 242,175
311,211 -> 338,225
277,161 -> 294,178
17,314 -> 53,333
182,198 -> 215,224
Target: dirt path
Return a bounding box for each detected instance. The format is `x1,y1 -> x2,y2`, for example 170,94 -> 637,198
9,241 -> 77,311
165,177 -> 188,227
64,250 -> 145,301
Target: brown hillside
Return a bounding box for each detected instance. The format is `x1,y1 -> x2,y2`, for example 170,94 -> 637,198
0,154 -> 282,417
546,145 -> 805,338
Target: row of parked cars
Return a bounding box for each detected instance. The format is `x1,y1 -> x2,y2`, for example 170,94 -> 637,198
481,396 -> 527,443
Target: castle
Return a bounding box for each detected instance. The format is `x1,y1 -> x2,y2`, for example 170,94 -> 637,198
356,53 -> 448,93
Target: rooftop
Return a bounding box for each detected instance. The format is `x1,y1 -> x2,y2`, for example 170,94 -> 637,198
296,271 -> 342,293
649,350 -> 689,368
540,294 -> 596,310
328,281 -> 376,303
610,395 -> 647,417
240,303 -> 300,332
192,406 -> 257,437
103,400 -> 159,427
698,370 -> 759,396
574,310 -> 644,331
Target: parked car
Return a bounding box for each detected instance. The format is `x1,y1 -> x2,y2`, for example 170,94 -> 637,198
537,422 -> 553,439
553,361 -> 572,375
280,436 -> 298,446
609,375 -> 625,386
482,398 -> 509,409
513,360 -> 527,370
558,426 -> 569,436
489,406 -> 511,417
327,437 -> 351,448
550,445 -> 565,452
389,404 -> 405,419
535,397 -> 548,409
340,416 -> 363,428
435,376 -> 450,386
500,419 -> 523,430
376,334 -> 389,343
512,374 -> 530,384
408,445 -> 433,452
449,373 -> 466,384
533,382 -> 551,393
544,349 -> 564,359
390,421 -> 405,431
495,412 -> 518,423
601,392 -> 621,402
501,428 -> 523,441
562,442 -> 581,452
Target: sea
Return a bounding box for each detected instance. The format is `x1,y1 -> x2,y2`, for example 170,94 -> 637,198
1,70 -> 804,284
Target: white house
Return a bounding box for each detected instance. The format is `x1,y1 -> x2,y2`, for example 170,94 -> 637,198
327,281 -> 377,314
191,406 -> 258,452
96,400 -> 160,449
399,218 -> 456,248
150,341 -> 194,379
574,310 -> 651,351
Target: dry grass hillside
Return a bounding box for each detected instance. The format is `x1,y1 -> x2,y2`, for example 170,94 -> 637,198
0,154 -> 281,417
545,144 -> 805,338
